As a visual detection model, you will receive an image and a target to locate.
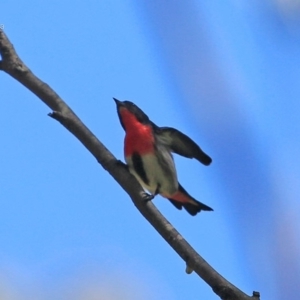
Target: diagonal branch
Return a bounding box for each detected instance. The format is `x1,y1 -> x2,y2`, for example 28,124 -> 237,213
0,29 -> 260,300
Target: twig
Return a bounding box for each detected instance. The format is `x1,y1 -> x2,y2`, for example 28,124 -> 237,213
0,29 -> 260,300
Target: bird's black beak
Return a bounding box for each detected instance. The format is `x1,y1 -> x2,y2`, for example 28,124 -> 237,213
113,97 -> 123,107
113,98 -> 126,130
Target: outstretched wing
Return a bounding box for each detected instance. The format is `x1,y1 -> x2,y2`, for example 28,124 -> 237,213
156,126 -> 212,166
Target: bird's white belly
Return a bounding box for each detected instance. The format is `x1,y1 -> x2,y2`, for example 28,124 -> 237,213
126,153 -> 178,196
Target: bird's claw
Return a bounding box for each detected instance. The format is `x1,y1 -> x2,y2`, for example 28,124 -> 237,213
141,192 -> 154,202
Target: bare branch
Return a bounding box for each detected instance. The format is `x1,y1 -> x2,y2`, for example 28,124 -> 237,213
0,29 -> 260,300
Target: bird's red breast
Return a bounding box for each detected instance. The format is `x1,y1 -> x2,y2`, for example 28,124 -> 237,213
119,108 -> 155,156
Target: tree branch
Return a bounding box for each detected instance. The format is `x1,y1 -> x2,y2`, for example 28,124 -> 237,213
0,29 -> 260,300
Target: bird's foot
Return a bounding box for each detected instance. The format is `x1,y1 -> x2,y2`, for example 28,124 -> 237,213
141,192 -> 154,202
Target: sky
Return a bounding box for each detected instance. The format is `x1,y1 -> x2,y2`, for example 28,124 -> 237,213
1,1 -> 300,299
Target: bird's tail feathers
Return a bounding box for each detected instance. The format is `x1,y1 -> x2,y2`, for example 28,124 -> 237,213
167,184 -> 213,216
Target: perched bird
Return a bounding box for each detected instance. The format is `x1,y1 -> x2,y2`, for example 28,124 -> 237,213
114,98 -> 213,216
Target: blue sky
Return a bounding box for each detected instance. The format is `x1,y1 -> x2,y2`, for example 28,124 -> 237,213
1,1 -> 300,299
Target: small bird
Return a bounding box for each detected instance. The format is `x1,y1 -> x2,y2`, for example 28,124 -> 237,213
114,98 -> 213,216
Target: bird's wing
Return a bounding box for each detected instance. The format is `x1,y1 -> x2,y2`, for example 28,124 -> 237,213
156,126 -> 212,166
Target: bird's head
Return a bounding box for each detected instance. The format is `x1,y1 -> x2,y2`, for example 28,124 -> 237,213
114,98 -> 150,131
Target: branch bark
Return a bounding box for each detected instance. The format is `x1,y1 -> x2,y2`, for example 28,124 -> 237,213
0,29 -> 260,300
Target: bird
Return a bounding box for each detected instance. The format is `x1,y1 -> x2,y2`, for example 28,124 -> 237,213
114,98 -> 213,216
